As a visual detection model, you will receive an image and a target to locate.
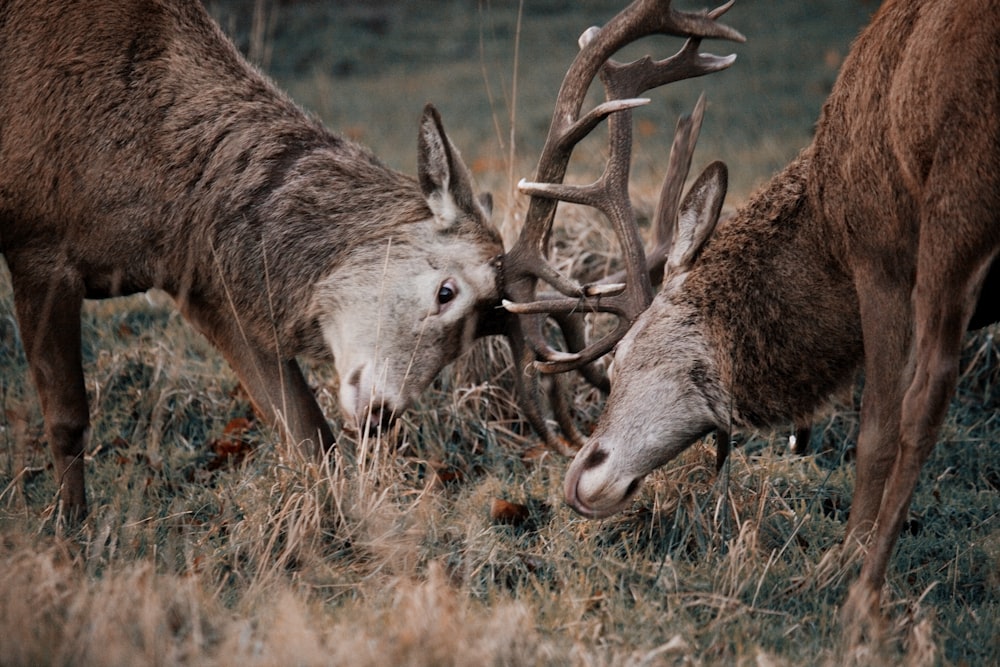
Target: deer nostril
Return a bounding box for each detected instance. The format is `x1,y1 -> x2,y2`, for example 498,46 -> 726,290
624,477 -> 640,500
582,447 -> 607,471
348,368 -> 362,391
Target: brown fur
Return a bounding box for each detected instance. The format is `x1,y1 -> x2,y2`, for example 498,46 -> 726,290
0,0 -> 503,517
687,151 -> 863,428
565,0 -> 999,627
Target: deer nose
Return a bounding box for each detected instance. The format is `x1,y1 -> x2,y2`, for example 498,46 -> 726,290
360,399 -> 396,435
564,440 -> 607,517
564,439 -> 642,518
343,363 -> 404,436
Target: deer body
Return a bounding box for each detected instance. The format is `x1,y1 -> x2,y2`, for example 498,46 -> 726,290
565,0 -> 999,620
0,0 -> 502,517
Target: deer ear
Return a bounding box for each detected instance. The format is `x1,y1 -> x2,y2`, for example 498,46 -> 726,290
417,104 -> 486,228
478,192 -> 493,219
667,161 -> 727,274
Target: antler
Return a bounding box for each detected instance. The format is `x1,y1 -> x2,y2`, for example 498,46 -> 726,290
507,94 -> 711,454
492,1 -> 741,453
502,0 -> 742,375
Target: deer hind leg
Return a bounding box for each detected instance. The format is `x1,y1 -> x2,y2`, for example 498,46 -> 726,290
180,299 -> 335,456
11,275 -> 90,519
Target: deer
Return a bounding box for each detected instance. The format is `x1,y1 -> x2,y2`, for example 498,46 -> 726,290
0,0 -> 506,519
0,0 -> 744,521
519,0 -> 999,630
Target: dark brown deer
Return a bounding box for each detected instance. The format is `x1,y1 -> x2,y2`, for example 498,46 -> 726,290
0,0 -> 504,518
550,0 -> 998,626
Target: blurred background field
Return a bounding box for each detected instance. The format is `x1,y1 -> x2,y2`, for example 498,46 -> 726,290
1,1 -> 997,665
207,0 -> 875,200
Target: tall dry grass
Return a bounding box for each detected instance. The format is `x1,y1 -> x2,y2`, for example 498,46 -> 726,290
2,1 -> 998,665
2,197 -> 997,665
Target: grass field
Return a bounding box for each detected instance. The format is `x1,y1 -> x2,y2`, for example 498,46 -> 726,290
1,1 -> 998,665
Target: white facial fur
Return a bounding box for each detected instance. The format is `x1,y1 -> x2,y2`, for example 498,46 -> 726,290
315,231 -> 498,429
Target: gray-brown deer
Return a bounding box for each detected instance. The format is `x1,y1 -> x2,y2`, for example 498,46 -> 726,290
0,0 -> 743,520
548,0 -> 998,626
0,0 -> 504,518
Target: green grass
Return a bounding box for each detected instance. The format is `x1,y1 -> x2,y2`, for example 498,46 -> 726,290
2,1 -> 998,665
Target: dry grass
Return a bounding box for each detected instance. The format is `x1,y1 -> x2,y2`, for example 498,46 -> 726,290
2,1 -> 998,665
2,204 -> 997,665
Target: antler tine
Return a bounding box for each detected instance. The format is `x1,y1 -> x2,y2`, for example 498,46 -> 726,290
650,92 -> 706,283
503,0 -> 742,373
597,92 -> 707,289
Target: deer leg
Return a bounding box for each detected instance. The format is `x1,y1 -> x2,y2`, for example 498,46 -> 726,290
836,262 -> 914,640
180,301 -> 334,456
849,241 -> 998,618
11,276 -> 89,519
845,274 -> 912,547
235,353 -> 335,457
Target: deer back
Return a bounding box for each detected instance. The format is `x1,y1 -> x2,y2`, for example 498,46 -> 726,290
0,0 -> 503,431
812,0 -> 1000,273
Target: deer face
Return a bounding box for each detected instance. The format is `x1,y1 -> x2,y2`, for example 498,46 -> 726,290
315,105 -> 502,431
564,294 -> 723,517
318,229 -> 500,431
562,163 -> 730,518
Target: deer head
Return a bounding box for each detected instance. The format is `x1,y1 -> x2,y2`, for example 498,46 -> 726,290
312,106 -> 503,430
563,164 -> 729,518
495,0 -> 743,454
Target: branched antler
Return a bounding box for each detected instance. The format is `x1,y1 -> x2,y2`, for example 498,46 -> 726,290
495,0 -> 742,453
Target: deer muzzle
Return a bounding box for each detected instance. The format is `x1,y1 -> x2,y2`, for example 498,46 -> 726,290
563,438 -> 642,519
340,362 -> 401,435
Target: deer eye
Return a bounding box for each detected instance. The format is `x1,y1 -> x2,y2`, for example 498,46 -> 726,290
437,279 -> 458,306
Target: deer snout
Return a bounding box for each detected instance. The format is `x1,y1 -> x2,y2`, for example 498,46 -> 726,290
359,398 -> 397,434
564,439 -> 642,519
340,364 -> 400,434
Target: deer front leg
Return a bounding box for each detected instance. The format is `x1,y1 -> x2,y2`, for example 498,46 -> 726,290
848,240 -> 997,623
845,271 -> 912,548
11,276 -> 90,519
838,264 -> 914,638
181,301 -> 335,456
229,350 -> 335,457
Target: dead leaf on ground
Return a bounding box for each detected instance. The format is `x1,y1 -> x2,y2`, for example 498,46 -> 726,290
490,498 -> 530,525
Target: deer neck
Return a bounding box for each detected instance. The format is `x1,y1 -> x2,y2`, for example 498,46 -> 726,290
201,147 -> 431,361
685,149 -> 864,429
